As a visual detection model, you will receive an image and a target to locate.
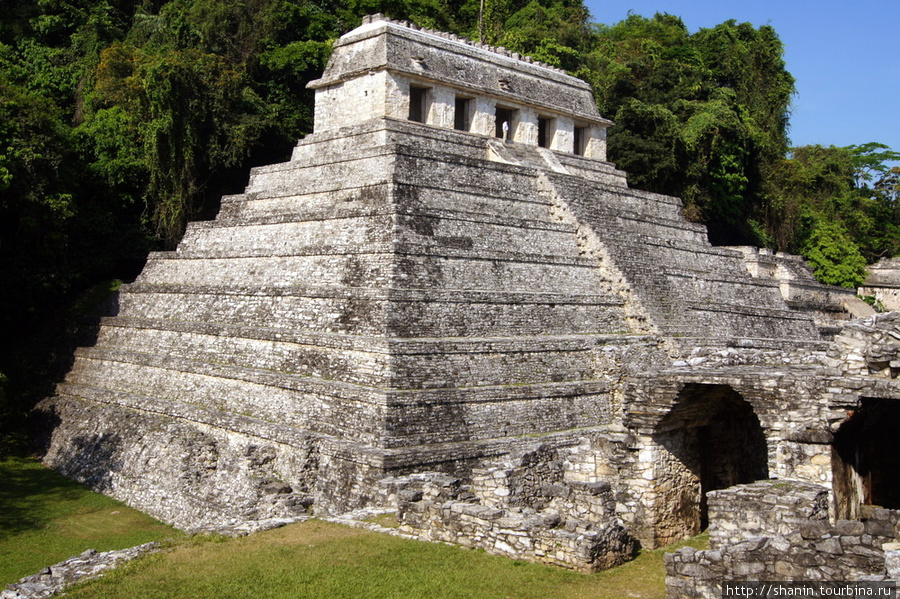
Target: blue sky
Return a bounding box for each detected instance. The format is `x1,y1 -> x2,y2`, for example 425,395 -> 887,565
584,0 -> 899,155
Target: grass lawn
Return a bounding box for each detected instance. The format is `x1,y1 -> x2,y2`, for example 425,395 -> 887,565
1,455 -> 708,599
64,521 -> 707,599
0,456 -> 178,585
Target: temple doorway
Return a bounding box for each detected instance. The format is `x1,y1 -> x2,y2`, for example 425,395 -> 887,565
652,384 -> 769,542
832,397 -> 900,519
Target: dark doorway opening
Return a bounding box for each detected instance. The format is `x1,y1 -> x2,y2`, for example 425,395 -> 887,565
653,384 -> 768,540
454,96 -> 472,131
538,117 -> 553,148
573,126 -> 588,155
832,397 -> 900,519
409,86 -> 429,123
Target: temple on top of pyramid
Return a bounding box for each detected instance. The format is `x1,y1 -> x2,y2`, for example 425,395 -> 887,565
308,14 -> 611,158
34,15 -> 900,589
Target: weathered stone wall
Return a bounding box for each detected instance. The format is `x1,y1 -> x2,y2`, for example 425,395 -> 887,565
391,448 -> 637,572
401,499 -> 635,572
666,482 -> 900,599
34,395 -> 317,530
826,312 -> 900,377
309,15 -> 610,152
705,480 -> 829,547
860,257 -> 900,310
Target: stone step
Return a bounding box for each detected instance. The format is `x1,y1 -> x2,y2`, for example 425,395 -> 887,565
117,284 -> 628,338
215,183 -> 572,234
643,294 -> 818,337
244,139 -> 558,209
549,177 -> 687,223
53,381 -> 340,450
88,317 -> 633,389
605,212 -> 711,246
611,251 -> 761,282
72,345 -> 617,404
245,146 -> 396,195
134,250 -> 611,291
178,213 -> 583,261
608,260 -> 783,307
123,282 -> 621,304
53,379 -> 613,469
693,305 -> 818,325
134,252 -> 392,287
94,313 -> 634,358
66,353 -> 386,443
213,196 -> 571,235
537,172 -> 818,336
89,319 -> 392,387
62,348 -> 620,446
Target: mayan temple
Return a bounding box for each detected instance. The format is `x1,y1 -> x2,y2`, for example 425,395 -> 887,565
35,15 -> 900,594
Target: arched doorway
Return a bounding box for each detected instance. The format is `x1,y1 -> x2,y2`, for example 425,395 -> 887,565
652,384 -> 769,541
832,397 -> 900,519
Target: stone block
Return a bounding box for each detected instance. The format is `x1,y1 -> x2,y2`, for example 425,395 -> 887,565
865,518 -> 896,538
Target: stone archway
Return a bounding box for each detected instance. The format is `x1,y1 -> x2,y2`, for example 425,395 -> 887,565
652,384 -> 769,542
832,397 -> 900,519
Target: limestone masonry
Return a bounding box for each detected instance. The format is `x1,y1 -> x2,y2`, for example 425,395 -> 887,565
33,15 -> 900,595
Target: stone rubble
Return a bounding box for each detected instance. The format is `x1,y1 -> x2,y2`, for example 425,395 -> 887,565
666,481 -> 900,598
2,544 -> 159,599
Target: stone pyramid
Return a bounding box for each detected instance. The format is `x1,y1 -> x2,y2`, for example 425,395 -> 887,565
38,15 -> 838,538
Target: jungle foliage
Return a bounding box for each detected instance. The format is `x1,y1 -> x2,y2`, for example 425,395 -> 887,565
1,1 -> 898,432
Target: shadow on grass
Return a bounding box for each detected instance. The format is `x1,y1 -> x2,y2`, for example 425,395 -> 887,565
0,456 -> 96,538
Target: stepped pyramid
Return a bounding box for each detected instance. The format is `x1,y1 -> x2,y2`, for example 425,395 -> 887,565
38,15 -> 842,547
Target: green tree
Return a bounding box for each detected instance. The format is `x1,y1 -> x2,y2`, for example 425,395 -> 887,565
85,42 -> 269,244
764,143 -> 900,283
584,14 -> 794,246
499,0 -> 592,71
803,221 -> 867,288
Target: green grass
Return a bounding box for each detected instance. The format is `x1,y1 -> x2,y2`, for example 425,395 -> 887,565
0,456 -> 178,585
63,522 -> 707,599
2,456 -> 709,599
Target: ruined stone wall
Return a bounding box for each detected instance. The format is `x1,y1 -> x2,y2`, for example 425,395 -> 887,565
401,499 -> 635,572
666,482 -> 900,599
826,312 -> 900,378
705,480 -> 829,547
392,447 -> 637,572
860,257 -> 900,311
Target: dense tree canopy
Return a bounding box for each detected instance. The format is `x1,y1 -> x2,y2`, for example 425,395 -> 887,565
764,143 -> 900,287
1,0 -> 898,435
579,14 -> 796,245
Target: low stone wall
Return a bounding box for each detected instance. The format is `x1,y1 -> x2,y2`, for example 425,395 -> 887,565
666,481 -> 900,599
384,448 -> 636,572
468,445 -> 616,522
707,480 -> 828,548
400,497 -> 635,572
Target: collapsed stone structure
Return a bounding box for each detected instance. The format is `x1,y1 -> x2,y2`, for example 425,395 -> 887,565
33,14 -> 900,592
860,257 -> 900,311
